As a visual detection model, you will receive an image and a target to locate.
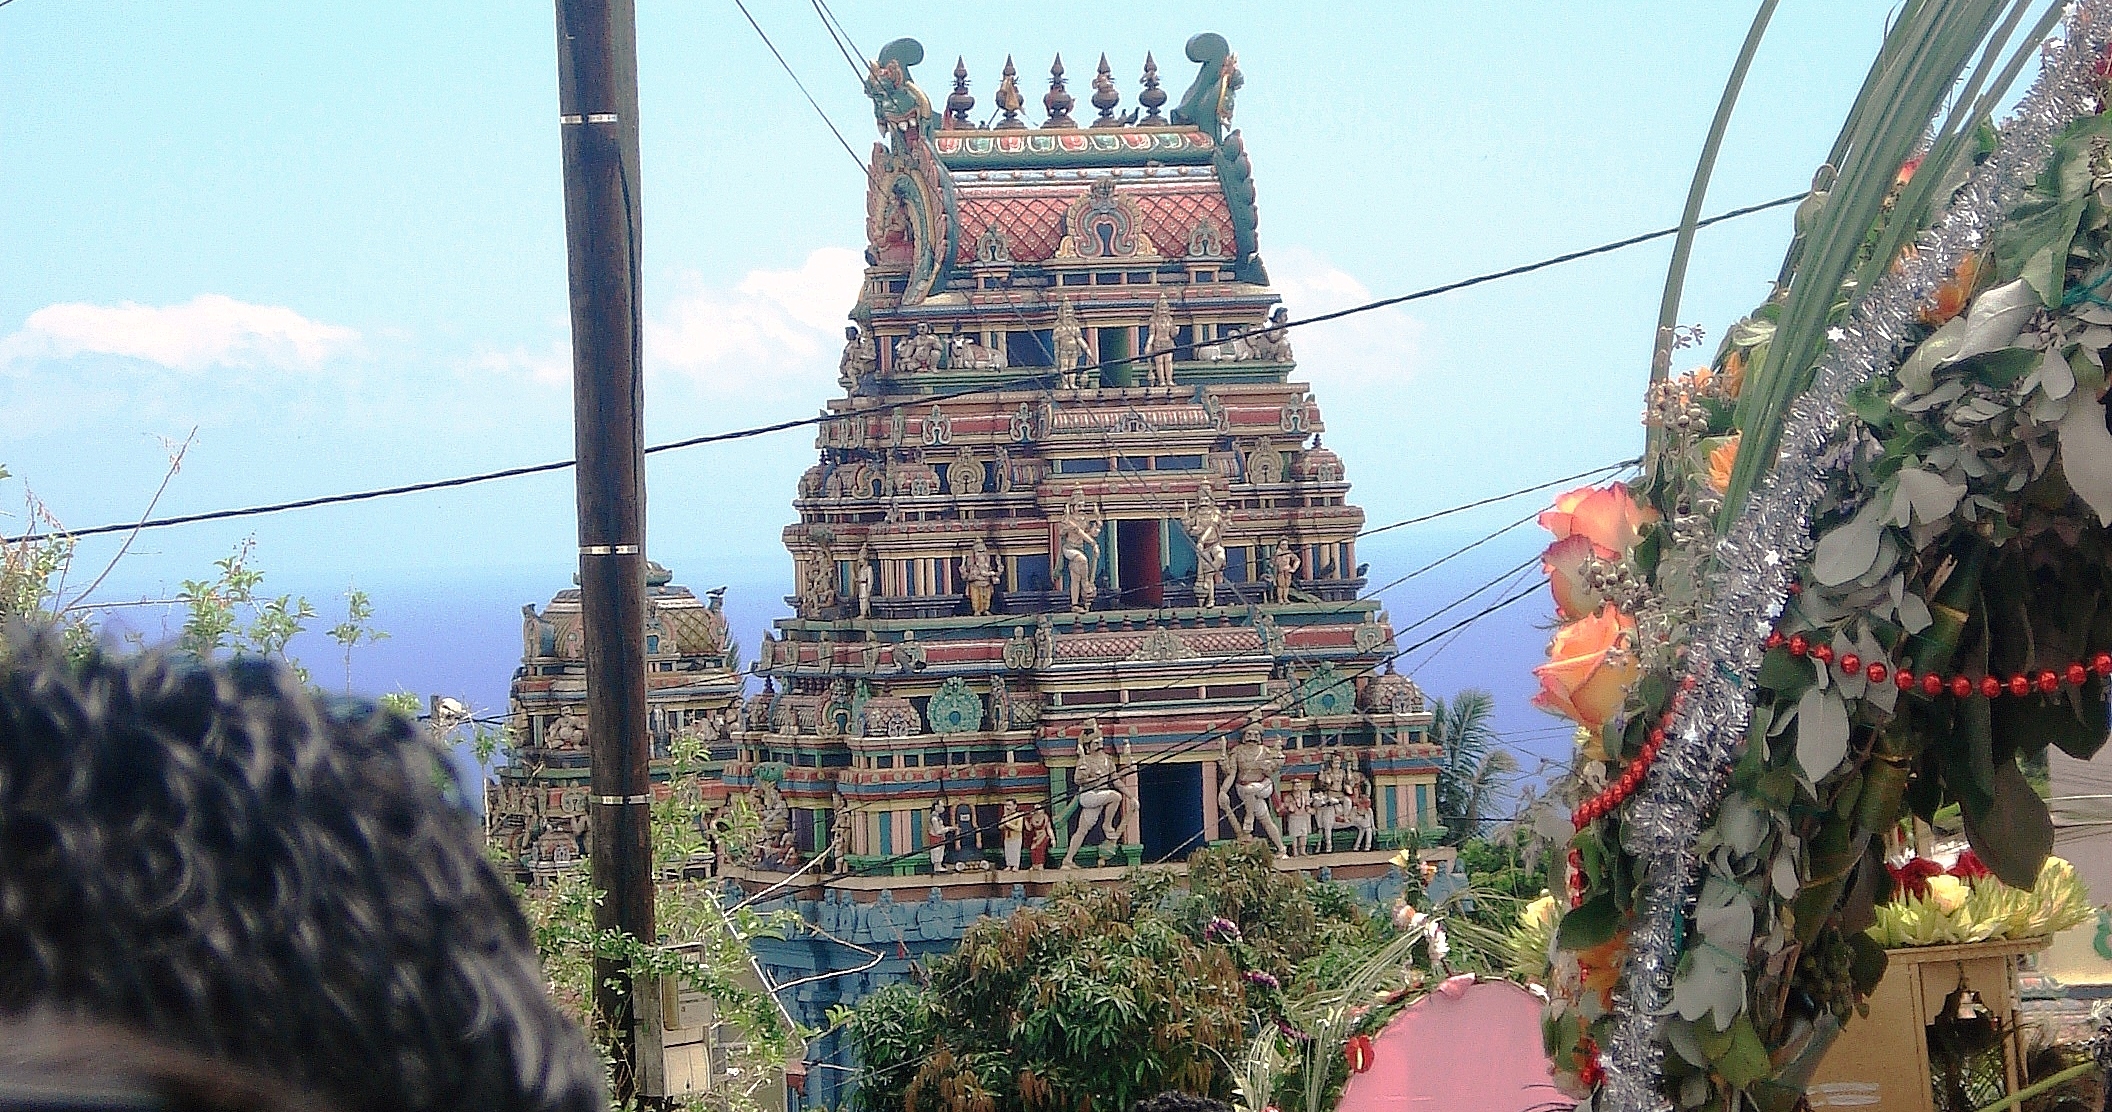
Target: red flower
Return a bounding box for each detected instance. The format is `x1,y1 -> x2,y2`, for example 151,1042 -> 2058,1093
1576,1036 -> 1606,1089
1345,1034 -> 1376,1074
1949,851 -> 1990,881
1888,857 -> 1945,900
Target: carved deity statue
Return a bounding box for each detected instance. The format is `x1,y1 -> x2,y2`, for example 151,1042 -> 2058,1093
1000,800 -> 1026,871
546,705 -> 587,752
1246,306 -> 1294,363
1052,296 -> 1088,389
927,796 -> 959,873
1060,720 -> 1135,869
1056,493 -> 1104,612
1217,721 -> 1287,855
855,543 -> 875,620
896,322 -> 946,374
1181,487 -> 1229,608
1024,805 -> 1054,870
521,604 -> 546,659
1147,294 -> 1178,387
831,791 -> 852,873
961,535 -> 1000,616
839,324 -> 877,390
1269,540 -> 1301,605
1283,780 -> 1315,857
803,552 -> 840,618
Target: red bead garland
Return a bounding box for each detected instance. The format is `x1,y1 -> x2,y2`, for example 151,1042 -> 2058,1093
1565,637 -> 2111,910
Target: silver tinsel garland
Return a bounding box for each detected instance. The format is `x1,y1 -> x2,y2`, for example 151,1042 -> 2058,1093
1599,9 -> 2112,1110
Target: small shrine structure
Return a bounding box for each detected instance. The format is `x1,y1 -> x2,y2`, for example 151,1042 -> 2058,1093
486,562 -> 745,883
715,36 -> 1446,1104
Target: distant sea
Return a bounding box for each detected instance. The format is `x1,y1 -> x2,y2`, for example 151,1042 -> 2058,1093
89,529 -> 1573,814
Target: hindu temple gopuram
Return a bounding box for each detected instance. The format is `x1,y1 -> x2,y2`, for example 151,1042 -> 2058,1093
688,36 -> 1446,1100
486,563 -> 744,883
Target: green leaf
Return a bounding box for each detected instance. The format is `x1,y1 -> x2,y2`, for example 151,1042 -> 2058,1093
1797,686 -> 1852,783
1961,756 -> 2055,890
1953,346 -> 2040,390
2058,392 -> 2112,525
1757,647 -> 1815,696
1847,931 -> 1890,996
1993,685 -> 2110,761
1812,496 -> 1892,586
1712,1015 -> 1774,1089
1556,892 -> 1620,952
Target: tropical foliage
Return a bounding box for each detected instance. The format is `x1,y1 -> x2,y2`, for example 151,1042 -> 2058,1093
1429,688 -> 1517,844
843,842 -> 1411,1112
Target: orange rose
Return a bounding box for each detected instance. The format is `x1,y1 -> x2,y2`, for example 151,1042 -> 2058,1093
1706,434 -> 1740,494
1533,606 -> 1638,731
1538,482 -> 1658,561
1921,253 -> 1981,326
1577,932 -> 1629,1011
1541,534 -> 1604,622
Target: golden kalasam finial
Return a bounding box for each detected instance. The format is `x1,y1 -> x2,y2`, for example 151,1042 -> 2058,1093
1043,53 -> 1076,128
1090,53 -> 1121,127
995,55 -> 1025,129
944,55 -> 974,129
1138,52 -> 1165,122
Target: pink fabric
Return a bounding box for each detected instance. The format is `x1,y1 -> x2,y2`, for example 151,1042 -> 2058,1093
1336,980 -> 1575,1112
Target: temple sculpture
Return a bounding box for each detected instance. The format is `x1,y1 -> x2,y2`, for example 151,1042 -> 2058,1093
486,562 -> 745,883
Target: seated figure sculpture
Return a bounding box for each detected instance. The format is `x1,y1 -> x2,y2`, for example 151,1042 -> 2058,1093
0,630 -> 602,1112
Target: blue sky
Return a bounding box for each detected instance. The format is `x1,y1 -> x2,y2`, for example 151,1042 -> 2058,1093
1,2 -> 1905,777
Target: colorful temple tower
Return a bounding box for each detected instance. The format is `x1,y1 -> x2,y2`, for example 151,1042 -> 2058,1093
702,38 -> 1446,1105
722,32 -> 1440,899
486,563 -> 744,883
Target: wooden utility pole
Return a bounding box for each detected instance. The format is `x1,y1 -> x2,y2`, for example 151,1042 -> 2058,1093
553,0 -> 654,1101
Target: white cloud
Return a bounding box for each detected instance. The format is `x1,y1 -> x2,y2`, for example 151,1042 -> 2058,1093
460,342 -> 571,387
0,294 -> 360,372
1264,246 -> 1427,390
646,247 -> 865,400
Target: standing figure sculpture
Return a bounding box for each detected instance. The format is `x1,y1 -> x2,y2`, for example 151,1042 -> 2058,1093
803,549 -> 840,618
1181,487 -> 1229,608
1000,800 -> 1026,871
855,542 -> 875,620
831,791 -> 853,874
961,535 -> 1000,616
1269,541 -> 1301,604
1060,720 -> 1135,869
1057,493 -> 1104,612
1215,721 -> 1288,855
1024,805 -> 1054,870
1053,296 -> 1088,388
1283,780 -> 1314,857
839,323 -> 877,390
1147,294 -> 1178,387
927,796 -> 958,873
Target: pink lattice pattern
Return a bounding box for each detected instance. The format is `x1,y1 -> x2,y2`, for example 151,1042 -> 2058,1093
954,181 -> 1234,264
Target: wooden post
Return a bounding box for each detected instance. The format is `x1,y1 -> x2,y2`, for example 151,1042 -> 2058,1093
553,0 -> 654,1101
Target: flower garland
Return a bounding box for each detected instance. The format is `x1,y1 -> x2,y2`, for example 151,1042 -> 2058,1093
1529,9 -> 2112,1111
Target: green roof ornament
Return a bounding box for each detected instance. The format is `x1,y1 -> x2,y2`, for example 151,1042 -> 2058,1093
1170,33 -> 1240,144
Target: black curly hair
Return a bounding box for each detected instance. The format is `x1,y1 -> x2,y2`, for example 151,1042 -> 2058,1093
0,631 -> 602,1112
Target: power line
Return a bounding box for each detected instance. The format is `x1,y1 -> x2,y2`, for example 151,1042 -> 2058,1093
807,0 -> 870,84
731,0 -> 864,170
792,572 -> 1550,883
7,195 -> 1798,547
1357,459 -> 1636,539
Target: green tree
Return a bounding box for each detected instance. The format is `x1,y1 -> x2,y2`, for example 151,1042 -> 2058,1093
327,587 -> 389,694
1429,688 -> 1515,844
846,842 -> 1381,1112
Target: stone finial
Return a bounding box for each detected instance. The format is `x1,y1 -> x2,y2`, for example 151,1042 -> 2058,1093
1043,53 -> 1076,128
1090,53 -> 1121,127
944,56 -> 975,129
994,55 -> 1025,129
1138,52 -> 1166,122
